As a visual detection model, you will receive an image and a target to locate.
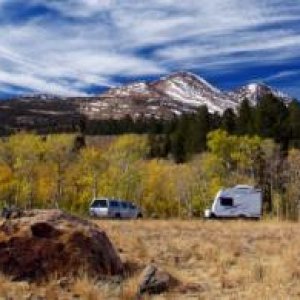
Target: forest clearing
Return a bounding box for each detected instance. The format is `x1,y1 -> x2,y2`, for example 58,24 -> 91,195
0,219 -> 299,299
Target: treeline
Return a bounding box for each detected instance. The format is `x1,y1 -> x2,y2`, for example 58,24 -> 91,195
82,116 -> 170,135
1,132 -> 300,220
148,95 -> 300,162
80,94 -> 300,164
2,95 -> 299,161
78,94 -> 300,163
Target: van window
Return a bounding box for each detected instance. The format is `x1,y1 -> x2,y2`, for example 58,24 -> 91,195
220,197 -> 233,207
109,201 -> 120,207
129,203 -> 136,209
91,200 -> 107,208
121,202 -> 129,208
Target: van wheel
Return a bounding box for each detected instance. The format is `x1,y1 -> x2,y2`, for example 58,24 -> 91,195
115,213 -> 121,219
137,213 -> 143,219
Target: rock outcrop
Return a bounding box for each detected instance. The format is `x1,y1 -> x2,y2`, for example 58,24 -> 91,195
136,264 -> 178,297
0,209 -> 123,281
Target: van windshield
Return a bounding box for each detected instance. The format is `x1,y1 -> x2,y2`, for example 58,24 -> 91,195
91,200 -> 107,208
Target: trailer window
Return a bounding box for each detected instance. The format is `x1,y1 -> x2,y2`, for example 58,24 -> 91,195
220,197 -> 233,207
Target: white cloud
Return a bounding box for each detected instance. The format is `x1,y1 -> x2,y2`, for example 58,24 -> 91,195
0,0 -> 299,96
32,0 -> 115,17
0,70 -> 88,96
261,70 -> 300,82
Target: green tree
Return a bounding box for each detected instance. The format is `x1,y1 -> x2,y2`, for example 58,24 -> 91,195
221,108 -> 236,134
236,99 -> 255,135
255,94 -> 289,146
288,100 -> 300,148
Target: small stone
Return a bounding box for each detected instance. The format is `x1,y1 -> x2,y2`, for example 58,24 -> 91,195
57,277 -> 69,288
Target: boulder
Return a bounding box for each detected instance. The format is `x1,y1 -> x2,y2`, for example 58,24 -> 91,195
137,264 -> 178,297
0,209 -> 123,281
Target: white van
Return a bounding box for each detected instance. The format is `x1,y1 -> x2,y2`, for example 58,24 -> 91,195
89,198 -> 143,219
204,185 -> 262,219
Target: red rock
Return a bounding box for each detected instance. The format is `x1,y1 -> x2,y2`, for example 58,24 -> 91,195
0,210 -> 123,281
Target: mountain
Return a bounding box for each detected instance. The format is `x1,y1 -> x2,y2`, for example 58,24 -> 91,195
150,72 -> 239,113
0,72 -> 294,132
94,72 -> 240,115
229,83 -> 293,106
82,72 -> 293,120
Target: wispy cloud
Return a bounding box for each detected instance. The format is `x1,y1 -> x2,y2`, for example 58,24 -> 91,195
0,0 -> 299,97
262,70 -> 300,82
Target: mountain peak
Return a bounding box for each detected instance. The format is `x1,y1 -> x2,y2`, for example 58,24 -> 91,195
163,71 -> 200,80
246,83 -> 265,92
160,71 -> 222,94
230,82 -> 292,106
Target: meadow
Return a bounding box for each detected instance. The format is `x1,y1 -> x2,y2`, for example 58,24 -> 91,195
0,219 -> 299,299
1,131 -> 300,299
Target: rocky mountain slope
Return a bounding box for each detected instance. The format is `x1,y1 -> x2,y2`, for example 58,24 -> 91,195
228,83 -> 292,106
81,72 -> 292,119
0,72 -> 294,132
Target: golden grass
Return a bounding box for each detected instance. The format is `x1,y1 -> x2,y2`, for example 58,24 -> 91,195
1,219 -> 300,299
98,220 -> 300,299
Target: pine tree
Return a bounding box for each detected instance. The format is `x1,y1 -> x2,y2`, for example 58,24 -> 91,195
170,117 -> 189,163
288,100 -> 300,148
255,94 -> 289,146
221,108 -> 236,133
193,105 -> 210,152
236,99 -> 254,135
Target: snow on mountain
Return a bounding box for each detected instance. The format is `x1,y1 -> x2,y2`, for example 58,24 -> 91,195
81,72 -> 294,119
100,72 -> 240,115
229,83 -> 293,106
2,72 -> 294,127
105,82 -> 152,97
150,72 -> 238,113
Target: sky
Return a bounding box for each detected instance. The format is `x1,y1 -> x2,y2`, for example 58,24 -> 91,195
0,0 -> 299,99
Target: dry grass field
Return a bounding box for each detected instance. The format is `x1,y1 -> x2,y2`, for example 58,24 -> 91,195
1,219 -> 300,299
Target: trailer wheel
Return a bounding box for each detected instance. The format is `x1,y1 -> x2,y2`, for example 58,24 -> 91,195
238,214 -> 247,220
210,213 -> 216,219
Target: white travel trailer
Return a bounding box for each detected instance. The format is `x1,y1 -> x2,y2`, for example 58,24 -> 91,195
204,185 -> 262,219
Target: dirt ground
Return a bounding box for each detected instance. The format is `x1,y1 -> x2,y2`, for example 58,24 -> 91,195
1,219 -> 300,299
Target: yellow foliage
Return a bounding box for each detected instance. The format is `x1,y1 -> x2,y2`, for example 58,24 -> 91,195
0,131 -> 287,218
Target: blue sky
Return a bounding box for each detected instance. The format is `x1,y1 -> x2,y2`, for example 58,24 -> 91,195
0,0 -> 299,99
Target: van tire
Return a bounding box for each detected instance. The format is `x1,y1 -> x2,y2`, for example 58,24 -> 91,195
137,213 -> 143,219
115,213 -> 121,219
